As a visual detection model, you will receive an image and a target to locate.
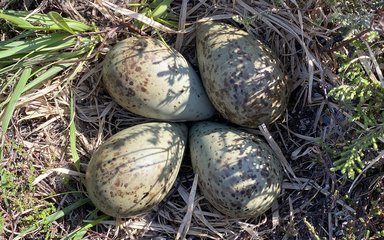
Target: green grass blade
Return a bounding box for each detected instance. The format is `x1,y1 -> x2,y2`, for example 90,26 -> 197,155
43,198 -> 90,224
36,37 -> 79,52
157,17 -> 178,28
70,92 -> 80,171
13,225 -> 37,240
66,38 -> 97,171
0,45 -> 89,71
14,198 -> 90,240
0,53 -> 59,76
1,68 -> 31,135
27,10 -> 93,32
0,40 -> 32,49
64,214 -> 109,240
0,10 -> 93,32
151,0 -> 174,19
0,33 -> 69,59
0,31 -> 34,49
47,35 -> 95,171
63,21 -> 93,32
47,11 -> 76,34
23,63 -> 74,93
0,12 -> 34,28
149,0 -> 165,8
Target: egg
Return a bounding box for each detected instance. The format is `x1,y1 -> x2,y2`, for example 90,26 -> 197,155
102,36 -> 215,121
189,121 -> 282,218
196,21 -> 289,128
85,122 -> 187,218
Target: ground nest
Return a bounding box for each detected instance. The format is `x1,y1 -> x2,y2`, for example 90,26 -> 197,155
1,0 -> 384,239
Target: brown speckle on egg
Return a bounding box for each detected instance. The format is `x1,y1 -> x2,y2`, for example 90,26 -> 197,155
196,21 -> 289,128
189,121 -> 282,218
85,122 -> 187,218
102,36 -> 215,121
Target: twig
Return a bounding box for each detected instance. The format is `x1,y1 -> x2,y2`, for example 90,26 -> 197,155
175,0 -> 189,51
176,173 -> 198,240
348,150 -> 384,193
326,28 -> 371,53
259,124 -> 299,182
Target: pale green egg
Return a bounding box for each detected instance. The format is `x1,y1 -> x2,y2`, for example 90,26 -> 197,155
85,122 -> 187,217
103,36 -> 215,121
196,21 -> 289,128
189,121 -> 282,218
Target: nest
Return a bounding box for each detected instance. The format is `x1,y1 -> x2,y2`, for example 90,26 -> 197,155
1,0 -> 383,239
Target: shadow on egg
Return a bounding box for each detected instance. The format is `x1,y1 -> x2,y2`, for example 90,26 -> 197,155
102,37 -> 215,122
189,121 -> 282,218
196,21 -> 289,128
85,122 -> 187,217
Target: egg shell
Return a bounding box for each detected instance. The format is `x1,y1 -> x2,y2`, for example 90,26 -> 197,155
102,36 -> 215,121
85,122 -> 187,218
196,21 -> 289,128
189,121 -> 282,218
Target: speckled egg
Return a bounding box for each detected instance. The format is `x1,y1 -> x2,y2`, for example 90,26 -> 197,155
102,36 -> 215,121
189,121 -> 282,218
196,21 -> 289,128
85,122 -> 187,218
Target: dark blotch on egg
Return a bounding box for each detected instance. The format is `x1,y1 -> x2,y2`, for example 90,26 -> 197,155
189,121 -> 283,218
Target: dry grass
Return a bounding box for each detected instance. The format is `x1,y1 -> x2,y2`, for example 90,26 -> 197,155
1,0 -> 383,239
